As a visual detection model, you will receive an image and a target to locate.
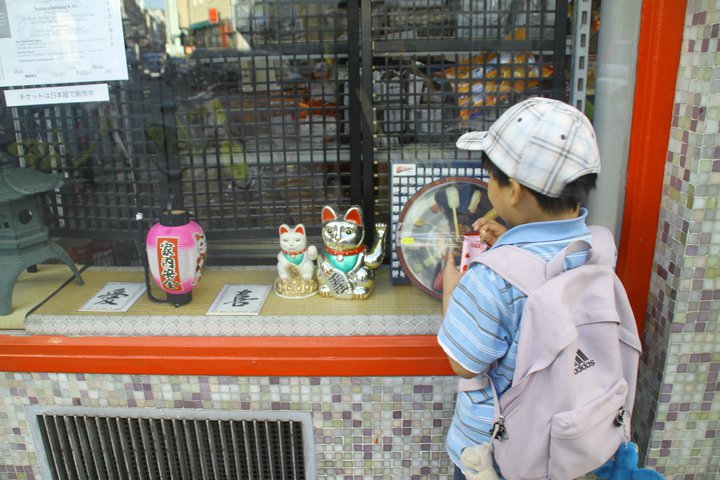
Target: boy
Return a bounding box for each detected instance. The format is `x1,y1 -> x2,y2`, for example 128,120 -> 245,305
438,97 -> 601,479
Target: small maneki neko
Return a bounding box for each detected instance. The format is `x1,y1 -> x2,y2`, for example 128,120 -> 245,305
274,223 -> 319,299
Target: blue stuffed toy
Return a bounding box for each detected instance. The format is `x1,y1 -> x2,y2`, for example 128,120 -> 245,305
594,442 -> 665,480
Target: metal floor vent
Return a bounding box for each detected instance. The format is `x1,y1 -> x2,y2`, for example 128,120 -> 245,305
28,406 -> 313,480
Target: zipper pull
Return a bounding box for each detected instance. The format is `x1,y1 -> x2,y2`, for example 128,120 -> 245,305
490,416 -> 506,440
614,407 -> 627,427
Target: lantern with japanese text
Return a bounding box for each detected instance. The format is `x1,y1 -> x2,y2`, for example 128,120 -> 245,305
145,210 -> 206,306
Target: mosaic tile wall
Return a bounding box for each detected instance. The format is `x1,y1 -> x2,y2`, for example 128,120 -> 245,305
2,4 -> 718,480
0,373 -> 457,479
634,0 -> 720,478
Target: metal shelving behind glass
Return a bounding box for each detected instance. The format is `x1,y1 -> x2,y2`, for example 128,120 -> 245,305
4,0 -> 570,265
366,0 -> 568,226
177,0 -> 358,237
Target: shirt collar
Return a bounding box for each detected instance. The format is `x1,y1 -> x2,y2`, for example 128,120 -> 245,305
492,207 -> 590,248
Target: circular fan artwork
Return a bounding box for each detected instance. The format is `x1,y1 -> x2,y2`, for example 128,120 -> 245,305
396,177 -> 494,299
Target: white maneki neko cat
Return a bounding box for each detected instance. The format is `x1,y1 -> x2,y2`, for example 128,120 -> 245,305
274,223 -> 319,298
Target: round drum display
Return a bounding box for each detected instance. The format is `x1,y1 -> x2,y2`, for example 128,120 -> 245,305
395,176 -> 494,299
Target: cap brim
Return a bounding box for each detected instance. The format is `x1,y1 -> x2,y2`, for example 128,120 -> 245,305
456,130 -> 489,151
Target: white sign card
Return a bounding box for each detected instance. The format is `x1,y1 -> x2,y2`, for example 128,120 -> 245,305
4,83 -> 109,107
78,282 -> 146,313
207,284 -> 271,316
0,0 -> 128,88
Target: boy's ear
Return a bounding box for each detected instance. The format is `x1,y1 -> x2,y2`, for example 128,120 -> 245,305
507,179 -> 526,206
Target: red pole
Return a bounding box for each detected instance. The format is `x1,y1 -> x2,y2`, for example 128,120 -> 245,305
616,0 -> 687,333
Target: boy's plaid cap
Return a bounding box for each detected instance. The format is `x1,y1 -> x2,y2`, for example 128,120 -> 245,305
456,97 -> 601,197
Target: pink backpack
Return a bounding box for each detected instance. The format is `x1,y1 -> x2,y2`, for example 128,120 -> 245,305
475,225 -> 642,480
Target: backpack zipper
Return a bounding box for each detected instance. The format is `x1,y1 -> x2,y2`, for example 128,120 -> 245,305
491,373 -> 536,440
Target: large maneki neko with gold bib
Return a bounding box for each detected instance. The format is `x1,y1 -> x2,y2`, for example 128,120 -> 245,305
316,205 -> 387,300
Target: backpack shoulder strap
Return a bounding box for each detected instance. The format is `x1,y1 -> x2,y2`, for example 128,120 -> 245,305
476,225 -> 616,295
587,225 -> 617,267
474,225 -> 617,291
474,246 -> 547,296
544,226 -> 617,278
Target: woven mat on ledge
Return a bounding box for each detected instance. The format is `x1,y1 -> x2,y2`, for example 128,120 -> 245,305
24,266 -> 443,337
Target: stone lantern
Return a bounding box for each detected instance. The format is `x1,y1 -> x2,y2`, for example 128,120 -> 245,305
0,156 -> 84,316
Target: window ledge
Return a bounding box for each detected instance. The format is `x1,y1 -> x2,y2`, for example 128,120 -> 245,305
25,266 -> 442,337
2,266 -> 452,376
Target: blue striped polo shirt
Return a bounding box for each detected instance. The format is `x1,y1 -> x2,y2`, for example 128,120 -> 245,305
437,208 -> 592,469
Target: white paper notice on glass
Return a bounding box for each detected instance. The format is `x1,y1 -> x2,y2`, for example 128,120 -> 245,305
0,0 -> 128,88
4,83 -> 110,107
207,285 -> 271,316
78,282 -> 146,313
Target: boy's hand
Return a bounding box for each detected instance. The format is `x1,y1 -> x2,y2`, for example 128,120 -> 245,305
442,250 -> 463,315
472,218 -> 507,246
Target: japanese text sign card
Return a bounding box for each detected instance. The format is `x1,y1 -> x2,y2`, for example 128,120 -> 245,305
78,282 -> 146,313
207,284 -> 271,316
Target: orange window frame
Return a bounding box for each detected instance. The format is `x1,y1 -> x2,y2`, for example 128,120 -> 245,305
0,0 -> 687,376
616,0 -> 687,334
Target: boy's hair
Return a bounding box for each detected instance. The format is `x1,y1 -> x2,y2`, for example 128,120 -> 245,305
456,97 -> 601,199
482,152 -> 597,214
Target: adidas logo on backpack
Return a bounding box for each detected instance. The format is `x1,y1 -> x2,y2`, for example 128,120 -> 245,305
476,226 -> 642,480
574,349 -> 595,375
